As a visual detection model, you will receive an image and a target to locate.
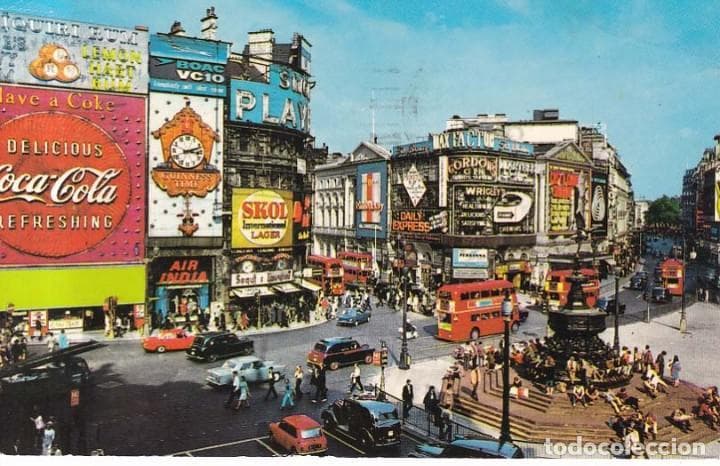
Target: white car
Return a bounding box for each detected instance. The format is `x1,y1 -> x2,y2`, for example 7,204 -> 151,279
206,355 -> 285,388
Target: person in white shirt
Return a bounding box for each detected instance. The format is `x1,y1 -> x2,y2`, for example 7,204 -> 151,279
349,364 -> 363,394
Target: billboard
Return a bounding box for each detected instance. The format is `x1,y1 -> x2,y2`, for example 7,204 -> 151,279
356,161 -> 388,240
231,189 -> 293,249
293,192 -> 312,242
591,172 -> 608,236
452,248 -> 489,268
149,34 -> 230,97
229,64 -> 311,133
431,129 -> 534,155
0,84 -> 145,265
0,12 -> 148,94
548,165 -> 591,234
148,93 -> 223,237
451,184 -> 534,236
447,155 -> 498,183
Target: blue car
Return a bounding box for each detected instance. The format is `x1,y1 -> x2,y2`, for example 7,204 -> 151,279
337,307 -> 371,326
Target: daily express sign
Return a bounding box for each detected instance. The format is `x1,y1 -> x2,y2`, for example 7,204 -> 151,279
229,64 -> 311,134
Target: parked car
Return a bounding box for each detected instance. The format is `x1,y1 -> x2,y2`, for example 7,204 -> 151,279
337,307 -> 371,327
206,356 -> 285,388
398,322 -> 418,340
142,328 -> 194,353
306,337 -> 374,370
0,356 -> 90,398
597,297 -> 626,314
409,438 -> 525,458
650,286 -> 672,303
321,398 -> 400,449
268,414 -> 328,455
186,332 -> 254,362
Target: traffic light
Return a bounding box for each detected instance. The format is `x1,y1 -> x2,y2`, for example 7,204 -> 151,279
380,346 -> 388,367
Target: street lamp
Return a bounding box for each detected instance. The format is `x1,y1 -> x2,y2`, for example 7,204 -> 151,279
679,234 -> 697,333
499,292 -> 513,444
613,267 -> 621,352
398,267 -> 411,370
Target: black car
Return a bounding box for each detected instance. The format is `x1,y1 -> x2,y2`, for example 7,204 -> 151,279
186,332 -> 254,362
321,398 -> 400,449
629,274 -> 647,290
307,337 -> 375,370
409,438 -> 525,458
597,297 -> 626,314
0,356 -> 90,399
650,286 -> 672,303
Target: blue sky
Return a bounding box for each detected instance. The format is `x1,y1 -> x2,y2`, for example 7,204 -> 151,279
6,0 -> 720,199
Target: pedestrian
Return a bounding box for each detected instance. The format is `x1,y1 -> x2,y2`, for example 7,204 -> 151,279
293,365 -> 304,400
41,422 -> 55,456
280,378 -> 295,410
310,366 -> 320,402
47,332 -> 57,352
669,355 -> 682,387
655,351 -> 667,379
705,288 -> 710,302
238,376 -> 250,409
402,379 -> 414,419
318,365 -> 328,402
469,366 -> 480,400
58,329 -> 69,350
226,369 -> 241,409
264,366 -> 280,400
30,409 -> 45,450
34,319 -> 42,341
423,386 -> 439,424
349,363 -> 363,394
642,345 -> 653,376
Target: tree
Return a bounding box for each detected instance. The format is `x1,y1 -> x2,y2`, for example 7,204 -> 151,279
646,195 -> 680,225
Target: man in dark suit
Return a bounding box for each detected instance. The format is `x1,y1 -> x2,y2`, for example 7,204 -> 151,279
402,379 -> 414,419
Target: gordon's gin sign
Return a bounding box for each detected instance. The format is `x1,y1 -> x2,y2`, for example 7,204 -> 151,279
0,84 -> 146,264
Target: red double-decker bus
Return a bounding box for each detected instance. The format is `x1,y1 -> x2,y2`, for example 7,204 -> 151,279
659,258 -> 684,296
306,255 -> 345,296
337,251 -> 373,285
544,268 -> 600,310
436,280 -> 521,342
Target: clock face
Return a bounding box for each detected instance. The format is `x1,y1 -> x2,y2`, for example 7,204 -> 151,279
170,134 -> 205,169
241,260 -> 255,274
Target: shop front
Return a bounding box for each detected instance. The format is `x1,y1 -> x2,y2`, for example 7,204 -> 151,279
151,257 -> 213,327
0,265 -> 146,334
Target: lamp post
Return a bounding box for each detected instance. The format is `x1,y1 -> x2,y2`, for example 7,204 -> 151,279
398,268 -> 411,370
613,268 -> 620,352
499,292 -> 513,444
679,234 -> 696,333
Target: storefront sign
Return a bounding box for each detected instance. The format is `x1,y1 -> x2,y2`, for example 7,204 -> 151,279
293,193 -> 312,242
431,129 -> 533,155
230,269 -> 293,287
591,173 -> 608,236
451,184 -> 534,235
155,257 -> 211,284
498,158 -> 534,185
452,248 -> 489,268
0,12 -> 148,93
0,85 -> 145,265
391,209 -> 446,236
149,33 -> 230,97
356,162 -> 388,240
392,139 -> 433,158
447,155 -> 497,182
452,268 -> 489,279
403,164 -> 426,207
230,64 -> 311,133
148,93 -> 223,238
231,188 -> 293,248
548,165 -> 590,234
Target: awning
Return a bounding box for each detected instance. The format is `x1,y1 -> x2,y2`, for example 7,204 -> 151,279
230,286 -> 275,299
296,279 -> 321,292
273,283 -> 301,294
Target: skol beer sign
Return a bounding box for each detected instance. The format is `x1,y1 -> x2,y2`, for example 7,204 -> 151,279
231,188 -> 293,248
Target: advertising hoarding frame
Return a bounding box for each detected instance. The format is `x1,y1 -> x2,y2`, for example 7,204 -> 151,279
356,161 -> 388,240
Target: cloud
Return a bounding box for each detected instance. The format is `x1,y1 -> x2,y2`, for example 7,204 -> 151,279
495,0 -> 531,15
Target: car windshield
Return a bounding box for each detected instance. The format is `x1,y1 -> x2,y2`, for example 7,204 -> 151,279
314,343 -> 327,352
372,409 -> 399,421
343,310 -> 356,316
221,361 -> 236,369
193,336 -> 206,345
300,428 -> 322,439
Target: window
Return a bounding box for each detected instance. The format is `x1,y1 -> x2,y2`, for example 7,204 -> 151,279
300,428 -> 322,439
491,289 -> 500,297
441,312 -> 451,324
480,290 -> 490,298
471,314 -> 481,322
491,311 -> 500,319
280,422 -> 297,437
241,363 -> 251,370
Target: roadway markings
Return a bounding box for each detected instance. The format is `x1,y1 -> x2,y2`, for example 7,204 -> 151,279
169,435 -> 270,456
256,438 -> 282,456
321,429 -> 367,455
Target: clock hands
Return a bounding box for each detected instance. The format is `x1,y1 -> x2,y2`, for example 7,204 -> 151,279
183,146 -> 203,155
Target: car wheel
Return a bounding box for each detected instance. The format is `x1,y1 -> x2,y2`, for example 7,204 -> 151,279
157,346 -> 166,353
208,354 -> 218,362
511,322 -> 520,333
359,431 -> 373,450
290,448 -> 297,455
323,416 -> 335,430
364,354 -> 373,364
329,361 -> 340,371
470,328 -> 480,340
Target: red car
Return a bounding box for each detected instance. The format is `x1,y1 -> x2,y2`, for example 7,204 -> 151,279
142,328 -> 194,353
268,415 -> 328,455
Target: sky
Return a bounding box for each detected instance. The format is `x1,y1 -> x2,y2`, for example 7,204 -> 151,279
5,0 -> 720,200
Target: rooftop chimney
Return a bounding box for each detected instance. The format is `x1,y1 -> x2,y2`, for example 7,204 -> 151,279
248,29 -> 274,62
201,7 -> 218,40
169,21 -> 186,36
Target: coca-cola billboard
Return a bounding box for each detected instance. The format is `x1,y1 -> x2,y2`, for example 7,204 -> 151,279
0,84 -> 145,265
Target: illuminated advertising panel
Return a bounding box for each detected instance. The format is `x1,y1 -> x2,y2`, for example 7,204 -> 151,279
0,11 -> 148,94
231,188 -> 293,249
450,184 -> 534,235
0,84 -> 145,265
149,34 -> 230,97
148,93 -> 223,237
229,64 -> 311,133
548,164 -> 591,234
591,172 -> 608,236
356,161 -> 387,240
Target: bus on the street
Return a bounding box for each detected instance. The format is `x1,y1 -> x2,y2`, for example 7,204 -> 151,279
544,268 -> 600,310
436,280 -> 521,342
306,255 -> 345,296
659,258 -> 684,296
338,251 -> 373,286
